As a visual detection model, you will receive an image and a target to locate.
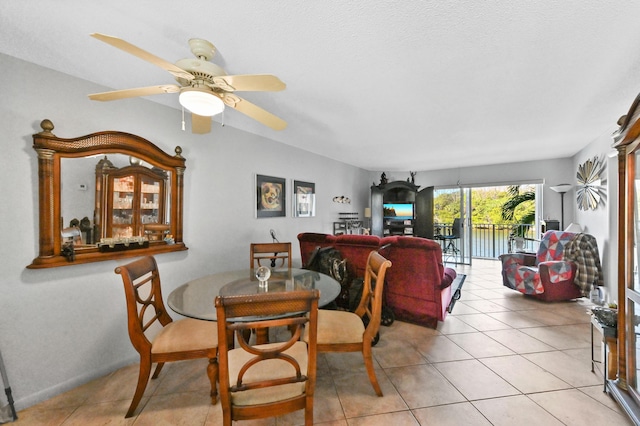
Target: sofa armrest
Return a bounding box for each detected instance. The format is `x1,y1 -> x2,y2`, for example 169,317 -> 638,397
499,252 -> 536,267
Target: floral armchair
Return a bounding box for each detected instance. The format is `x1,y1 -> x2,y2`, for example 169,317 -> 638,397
499,231 -> 602,302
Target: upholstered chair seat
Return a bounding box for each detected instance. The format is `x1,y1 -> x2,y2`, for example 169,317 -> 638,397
314,310 -> 365,344
150,319 -> 218,354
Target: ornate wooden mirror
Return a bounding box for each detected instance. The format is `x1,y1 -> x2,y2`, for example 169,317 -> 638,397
28,119 -> 187,268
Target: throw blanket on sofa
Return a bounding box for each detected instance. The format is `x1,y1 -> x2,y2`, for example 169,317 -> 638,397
563,233 -> 604,296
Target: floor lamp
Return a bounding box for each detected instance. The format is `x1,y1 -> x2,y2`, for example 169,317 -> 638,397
550,184 -> 573,230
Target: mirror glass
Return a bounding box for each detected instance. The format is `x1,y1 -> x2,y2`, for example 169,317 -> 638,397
60,155 -> 172,247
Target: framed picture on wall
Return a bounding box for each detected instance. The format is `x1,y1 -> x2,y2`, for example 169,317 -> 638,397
293,180 -> 315,217
256,174 -> 286,218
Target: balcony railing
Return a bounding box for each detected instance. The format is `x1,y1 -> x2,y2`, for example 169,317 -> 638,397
435,222 -> 536,259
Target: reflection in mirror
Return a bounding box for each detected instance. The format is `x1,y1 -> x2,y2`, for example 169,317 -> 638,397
61,155 -> 173,246
28,119 -> 187,269
61,156 -> 95,244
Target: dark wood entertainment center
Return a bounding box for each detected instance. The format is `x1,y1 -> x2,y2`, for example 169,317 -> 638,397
370,180 -> 434,239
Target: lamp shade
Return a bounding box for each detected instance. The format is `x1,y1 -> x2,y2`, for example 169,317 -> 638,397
179,88 -> 225,117
550,183 -> 573,193
564,222 -> 583,233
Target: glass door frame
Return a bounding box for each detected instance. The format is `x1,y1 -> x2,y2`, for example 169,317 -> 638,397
433,186 -> 472,266
460,187 -> 472,265
626,143 -> 640,404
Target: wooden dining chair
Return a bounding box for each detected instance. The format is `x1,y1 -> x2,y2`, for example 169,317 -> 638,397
304,251 -> 391,396
250,242 -> 292,268
115,256 -> 218,418
215,289 -> 319,426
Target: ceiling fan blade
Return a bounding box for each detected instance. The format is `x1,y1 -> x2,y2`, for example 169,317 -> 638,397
222,94 -> 287,130
191,114 -> 212,134
212,74 -> 286,92
88,85 -> 181,101
91,33 -> 194,81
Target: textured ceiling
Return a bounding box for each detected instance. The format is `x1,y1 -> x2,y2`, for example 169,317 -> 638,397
2,1 -> 640,172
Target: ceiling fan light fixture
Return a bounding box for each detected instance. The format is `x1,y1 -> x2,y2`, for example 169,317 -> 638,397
178,87 -> 224,117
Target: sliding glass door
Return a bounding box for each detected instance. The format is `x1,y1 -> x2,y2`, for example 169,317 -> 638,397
434,183 -> 541,264
433,187 -> 472,265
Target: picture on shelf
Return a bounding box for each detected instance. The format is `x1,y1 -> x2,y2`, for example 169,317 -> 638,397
256,174 -> 286,218
293,180 -> 315,217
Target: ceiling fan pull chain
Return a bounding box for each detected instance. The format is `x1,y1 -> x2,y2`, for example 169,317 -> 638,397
181,106 -> 185,131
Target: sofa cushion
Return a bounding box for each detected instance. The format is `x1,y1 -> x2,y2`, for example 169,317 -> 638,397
298,233 -> 337,267
333,234 -> 381,278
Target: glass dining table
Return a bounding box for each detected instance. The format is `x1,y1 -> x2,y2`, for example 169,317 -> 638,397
167,267 -> 341,343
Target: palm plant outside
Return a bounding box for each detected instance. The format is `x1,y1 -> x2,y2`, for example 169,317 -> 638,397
500,185 -> 535,237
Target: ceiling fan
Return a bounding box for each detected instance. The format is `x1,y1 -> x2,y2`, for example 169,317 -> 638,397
88,33 -> 287,134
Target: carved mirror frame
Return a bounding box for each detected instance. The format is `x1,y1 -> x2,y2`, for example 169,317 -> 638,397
28,119 -> 187,268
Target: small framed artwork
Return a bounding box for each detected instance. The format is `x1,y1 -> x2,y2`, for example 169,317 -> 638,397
293,180 -> 315,217
256,174 -> 286,218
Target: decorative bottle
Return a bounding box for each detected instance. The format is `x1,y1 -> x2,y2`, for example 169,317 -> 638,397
590,281 -> 601,305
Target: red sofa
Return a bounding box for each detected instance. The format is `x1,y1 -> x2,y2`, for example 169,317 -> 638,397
298,233 -> 458,328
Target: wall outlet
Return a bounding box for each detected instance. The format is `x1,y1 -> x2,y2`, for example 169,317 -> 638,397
78,183 -> 88,191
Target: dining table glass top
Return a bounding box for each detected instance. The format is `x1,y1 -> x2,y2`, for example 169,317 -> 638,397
167,267 -> 341,321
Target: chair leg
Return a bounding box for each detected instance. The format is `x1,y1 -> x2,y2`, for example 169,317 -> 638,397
305,398 -> 314,425
126,357 -> 152,418
151,362 -> 165,379
362,345 -> 383,396
208,356 -> 218,404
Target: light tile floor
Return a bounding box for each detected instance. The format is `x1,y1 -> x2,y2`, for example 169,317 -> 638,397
13,259 -> 632,425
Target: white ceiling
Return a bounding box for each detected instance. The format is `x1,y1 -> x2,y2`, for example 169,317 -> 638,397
2,1 -> 639,172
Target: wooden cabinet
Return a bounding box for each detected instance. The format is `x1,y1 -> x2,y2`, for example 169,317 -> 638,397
371,181 -> 433,238
610,92 -> 640,424
96,161 -> 168,242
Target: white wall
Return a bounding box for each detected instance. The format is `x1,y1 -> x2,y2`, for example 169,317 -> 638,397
0,54 -> 370,409
572,129 -> 620,302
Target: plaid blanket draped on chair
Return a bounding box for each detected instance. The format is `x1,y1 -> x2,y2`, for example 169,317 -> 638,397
563,233 -> 604,296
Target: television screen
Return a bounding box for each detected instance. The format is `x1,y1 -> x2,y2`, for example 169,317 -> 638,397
383,203 -> 414,219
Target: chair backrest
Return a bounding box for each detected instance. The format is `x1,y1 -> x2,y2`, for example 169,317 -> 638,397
353,251 -> 392,342
536,231 -> 576,264
450,218 -> 461,238
215,290 -> 319,424
334,234 -> 382,278
114,256 -> 172,354
143,223 -> 170,241
250,242 -> 292,268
